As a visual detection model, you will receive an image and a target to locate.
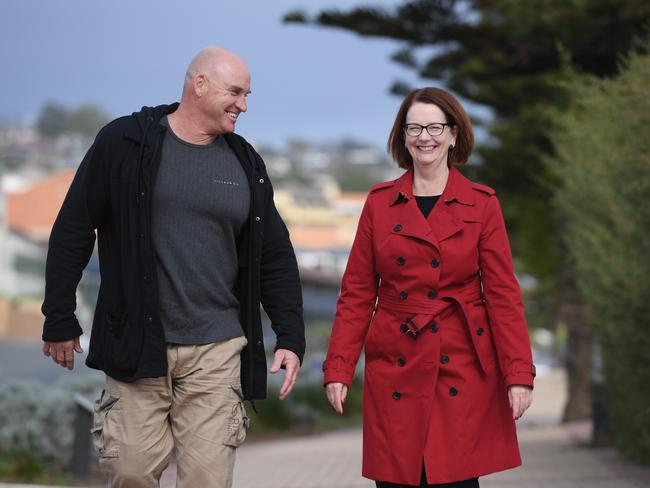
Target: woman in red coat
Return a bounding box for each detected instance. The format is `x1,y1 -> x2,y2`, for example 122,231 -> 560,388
324,87 -> 535,488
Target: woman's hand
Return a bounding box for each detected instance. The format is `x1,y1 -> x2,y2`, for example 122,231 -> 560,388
325,382 -> 349,415
508,385 -> 533,420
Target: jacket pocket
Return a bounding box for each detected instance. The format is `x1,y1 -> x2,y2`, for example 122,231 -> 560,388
105,308 -> 143,372
91,389 -> 120,459
223,386 -> 249,448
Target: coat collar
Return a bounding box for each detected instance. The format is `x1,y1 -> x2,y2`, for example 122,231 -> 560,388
390,165 -> 476,207
388,166 -> 476,248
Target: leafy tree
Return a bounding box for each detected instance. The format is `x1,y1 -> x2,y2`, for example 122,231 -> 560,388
36,102 -> 109,139
65,104 -> 109,138
35,102 -> 68,138
285,0 -> 650,421
548,45 -> 650,462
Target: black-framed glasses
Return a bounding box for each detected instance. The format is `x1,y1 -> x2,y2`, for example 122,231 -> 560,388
404,123 -> 453,137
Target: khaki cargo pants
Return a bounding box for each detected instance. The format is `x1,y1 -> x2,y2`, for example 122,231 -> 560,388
92,336 -> 249,488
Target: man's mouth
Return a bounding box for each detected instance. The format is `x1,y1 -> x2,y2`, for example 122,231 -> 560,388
226,111 -> 239,121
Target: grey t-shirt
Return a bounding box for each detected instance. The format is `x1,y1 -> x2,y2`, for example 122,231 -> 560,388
152,117 -> 250,344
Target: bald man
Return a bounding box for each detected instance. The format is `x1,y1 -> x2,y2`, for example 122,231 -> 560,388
41,46 -> 305,487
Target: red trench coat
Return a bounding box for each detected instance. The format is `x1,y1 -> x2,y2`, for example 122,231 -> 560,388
323,167 -> 535,485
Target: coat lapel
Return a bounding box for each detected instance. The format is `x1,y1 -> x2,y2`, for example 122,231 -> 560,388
389,170 -> 439,250
389,166 -> 478,248
432,166 -> 478,243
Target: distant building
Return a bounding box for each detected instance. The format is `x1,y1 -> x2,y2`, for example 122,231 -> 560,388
0,169 -> 97,340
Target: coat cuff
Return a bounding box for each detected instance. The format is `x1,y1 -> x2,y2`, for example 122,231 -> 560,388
322,358 -> 355,387
504,363 -> 536,389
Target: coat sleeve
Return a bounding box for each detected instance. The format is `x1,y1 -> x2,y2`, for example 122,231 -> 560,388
258,164 -> 306,363
41,127 -> 109,342
478,194 -> 535,389
323,195 -> 379,387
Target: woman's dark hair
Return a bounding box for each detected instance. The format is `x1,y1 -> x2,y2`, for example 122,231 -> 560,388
388,87 -> 474,169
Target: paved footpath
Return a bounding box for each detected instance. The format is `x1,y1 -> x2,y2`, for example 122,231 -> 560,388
171,369 -> 649,488
2,369 -> 648,488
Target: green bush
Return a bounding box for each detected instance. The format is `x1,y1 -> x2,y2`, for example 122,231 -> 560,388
0,375 -> 103,481
248,376 -> 363,437
548,42 -> 650,463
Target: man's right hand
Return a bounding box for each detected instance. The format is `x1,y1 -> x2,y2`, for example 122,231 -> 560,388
42,337 -> 83,370
325,381 -> 349,415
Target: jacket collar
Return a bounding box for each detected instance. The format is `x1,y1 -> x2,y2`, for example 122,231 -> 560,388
123,103 -> 179,145
390,165 -> 475,207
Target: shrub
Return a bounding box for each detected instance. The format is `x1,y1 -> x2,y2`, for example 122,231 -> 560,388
548,42 -> 650,463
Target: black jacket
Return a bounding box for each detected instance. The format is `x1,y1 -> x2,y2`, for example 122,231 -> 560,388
42,103 -> 305,400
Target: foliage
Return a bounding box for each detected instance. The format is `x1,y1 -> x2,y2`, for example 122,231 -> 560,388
0,381 -> 74,466
0,375 -> 103,481
248,376 -> 363,437
36,102 -> 109,139
335,164 -> 383,192
36,102 -> 69,138
548,45 -> 650,463
65,104 -> 110,138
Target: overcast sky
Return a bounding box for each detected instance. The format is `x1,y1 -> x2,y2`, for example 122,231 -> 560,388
1,0 -> 425,149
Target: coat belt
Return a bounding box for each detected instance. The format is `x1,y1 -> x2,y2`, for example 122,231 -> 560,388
376,278 -> 491,374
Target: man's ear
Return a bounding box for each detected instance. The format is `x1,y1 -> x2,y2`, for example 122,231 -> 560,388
194,74 -> 208,97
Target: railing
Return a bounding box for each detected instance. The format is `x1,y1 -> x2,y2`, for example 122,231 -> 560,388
70,393 -> 94,477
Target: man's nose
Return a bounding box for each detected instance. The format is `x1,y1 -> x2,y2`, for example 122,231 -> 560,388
237,95 -> 247,113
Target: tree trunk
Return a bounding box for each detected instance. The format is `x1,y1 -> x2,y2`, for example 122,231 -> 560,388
556,262 -> 592,422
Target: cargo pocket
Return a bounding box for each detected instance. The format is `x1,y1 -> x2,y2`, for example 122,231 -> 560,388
91,389 -> 120,459
223,385 -> 249,448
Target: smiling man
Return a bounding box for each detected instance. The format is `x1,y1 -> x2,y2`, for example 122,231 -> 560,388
41,46 -> 305,488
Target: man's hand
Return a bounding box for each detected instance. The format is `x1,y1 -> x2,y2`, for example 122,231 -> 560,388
42,337 -> 83,371
325,381 -> 349,415
269,349 -> 300,400
508,385 -> 533,420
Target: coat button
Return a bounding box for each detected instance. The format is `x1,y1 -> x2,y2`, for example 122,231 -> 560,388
449,387 -> 458,396
399,291 -> 408,300
397,358 -> 406,367
392,391 -> 401,400
429,323 -> 439,333
146,315 -> 153,322
400,323 -> 409,334
396,256 -> 405,266
256,340 -> 263,347
427,290 -> 437,299
431,259 -> 439,268
255,216 -> 261,221
393,224 -> 403,232
441,355 -> 450,364
259,178 -> 265,183
476,327 -> 484,336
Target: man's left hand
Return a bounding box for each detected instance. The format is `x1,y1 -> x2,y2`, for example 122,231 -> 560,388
269,349 -> 300,400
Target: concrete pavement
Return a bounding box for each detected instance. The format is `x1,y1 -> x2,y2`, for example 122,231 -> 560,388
2,369 -> 648,487
170,369 -> 649,488
225,369 -> 648,488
